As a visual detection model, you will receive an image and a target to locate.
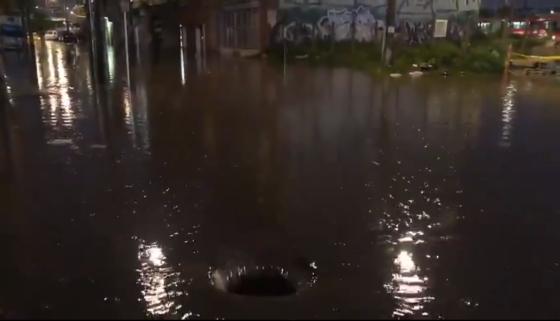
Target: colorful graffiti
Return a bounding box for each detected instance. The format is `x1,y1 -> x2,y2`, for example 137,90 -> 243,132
273,5 -> 384,45
273,0 -> 480,45
396,17 -> 477,45
398,20 -> 433,45
316,6 -> 381,42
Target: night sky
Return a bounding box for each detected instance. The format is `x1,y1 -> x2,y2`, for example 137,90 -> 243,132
482,0 -> 560,9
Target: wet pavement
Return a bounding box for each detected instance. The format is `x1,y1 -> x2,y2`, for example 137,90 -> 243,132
1,40 -> 560,319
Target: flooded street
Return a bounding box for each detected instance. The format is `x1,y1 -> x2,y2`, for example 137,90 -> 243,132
1,40 -> 560,319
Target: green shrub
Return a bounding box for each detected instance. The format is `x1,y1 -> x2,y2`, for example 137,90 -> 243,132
511,37 -> 547,54
461,46 -> 504,73
268,38 -> 508,74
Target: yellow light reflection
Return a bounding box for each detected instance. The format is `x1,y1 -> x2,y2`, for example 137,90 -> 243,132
56,48 -> 72,119
46,41 -> 56,87
34,42 -> 44,90
122,87 -> 139,148
42,42 -> 75,131
123,88 -> 133,126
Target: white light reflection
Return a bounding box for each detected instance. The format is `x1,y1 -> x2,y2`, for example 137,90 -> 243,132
386,250 -> 433,318
378,184 -> 444,318
180,46 -> 187,85
106,45 -> 116,83
5,84 -> 14,105
180,25 -> 187,85
500,82 -> 517,148
395,251 -> 416,274
137,241 -> 185,317
146,247 -> 165,267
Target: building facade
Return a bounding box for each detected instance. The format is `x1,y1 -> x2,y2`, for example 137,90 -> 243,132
217,0 -> 278,56
273,0 -> 481,45
211,0 -> 481,54
91,0 -> 481,59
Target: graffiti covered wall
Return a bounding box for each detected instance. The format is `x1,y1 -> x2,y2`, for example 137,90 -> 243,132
274,0 -> 481,45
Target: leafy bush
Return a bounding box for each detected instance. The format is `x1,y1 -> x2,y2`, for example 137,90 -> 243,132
461,46 -> 504,73
511,37 -> 547,54
268,38 -> 509,74
392,39 -> 506,73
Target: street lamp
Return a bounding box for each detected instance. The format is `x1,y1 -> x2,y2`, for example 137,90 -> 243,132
64,1 -> 70,32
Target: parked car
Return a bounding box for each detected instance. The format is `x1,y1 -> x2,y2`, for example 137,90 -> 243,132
45,30 -> 58,41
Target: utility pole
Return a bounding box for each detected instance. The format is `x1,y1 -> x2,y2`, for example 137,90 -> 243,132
382,0 -> 396,66
65,0 -> 70,32
351,0 -> 357,53
121,0 -> 131,88
86,0 -> 105,84
19,0 -> 35,57
502,0 -> 515,39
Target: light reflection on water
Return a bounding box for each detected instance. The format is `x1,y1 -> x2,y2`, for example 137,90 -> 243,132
40,41 -> 76,135
34,43 -> 44,91
381,201 -> 438,318
383,225 -> 434,318
137,241 -> 185,317
500,81 -> 517,148
123,87 -> 135,147
107,45 -> 116,83
46,41 -> 56,87
129,73 -> 152,153
387,249 -> 433,318
7,45 -> 560,318
376,145 -> 460,318
56,45 -> 73,126
379,197 -> 433,317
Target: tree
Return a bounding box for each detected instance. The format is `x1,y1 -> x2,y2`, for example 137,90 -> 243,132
497,6 -> 513,19
30,9 -> 57,33
479,8 -> 495,19
0,0 -> 17,14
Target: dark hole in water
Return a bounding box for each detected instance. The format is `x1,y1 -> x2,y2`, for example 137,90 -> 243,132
227,272 -> 297,297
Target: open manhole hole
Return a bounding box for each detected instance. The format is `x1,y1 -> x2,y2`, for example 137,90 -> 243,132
211,267 -> 299,297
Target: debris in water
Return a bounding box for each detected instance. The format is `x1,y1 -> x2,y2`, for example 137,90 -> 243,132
47,139 -> 73,146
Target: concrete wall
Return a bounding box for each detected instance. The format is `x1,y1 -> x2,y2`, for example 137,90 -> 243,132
274,0 -> 480,45
217,0 -> 278,55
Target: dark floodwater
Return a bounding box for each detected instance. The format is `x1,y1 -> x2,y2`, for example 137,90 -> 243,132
1,40 -> 560,319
